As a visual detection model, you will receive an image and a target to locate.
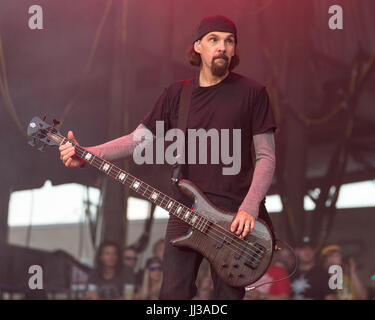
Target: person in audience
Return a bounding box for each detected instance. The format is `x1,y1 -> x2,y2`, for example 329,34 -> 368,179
290,238 -> 335,300
122,246 -> 142,294
153,238 -> 165,262
244,249 -> 291,300
277,244 -> 296,274
135,256 -> 163,300
123,246 -> 138,270
320,244 -> 368,300
86,240 -> 124,300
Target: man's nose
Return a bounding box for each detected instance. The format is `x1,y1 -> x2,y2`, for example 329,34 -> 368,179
217,40 -> 226,52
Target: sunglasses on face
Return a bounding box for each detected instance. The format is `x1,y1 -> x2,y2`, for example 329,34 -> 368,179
148,265 -> 162,271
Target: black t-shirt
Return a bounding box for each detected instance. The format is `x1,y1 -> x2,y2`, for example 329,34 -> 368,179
142,72 -> 276,215
122,265 -> 142,288
87,271 -> 124,300
291,266 -> 333,300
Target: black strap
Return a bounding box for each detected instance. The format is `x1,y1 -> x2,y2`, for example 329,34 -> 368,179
171,79 -> 194,189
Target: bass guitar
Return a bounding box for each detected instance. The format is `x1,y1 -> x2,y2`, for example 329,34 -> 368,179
27,116 -> 274,288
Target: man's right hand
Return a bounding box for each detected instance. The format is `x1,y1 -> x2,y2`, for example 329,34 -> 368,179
59,130 -> 85,168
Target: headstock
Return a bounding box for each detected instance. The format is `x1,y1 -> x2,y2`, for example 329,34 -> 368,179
27,116 -> 64,151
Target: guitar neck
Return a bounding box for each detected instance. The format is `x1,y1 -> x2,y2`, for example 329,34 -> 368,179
60,137 -> 208,231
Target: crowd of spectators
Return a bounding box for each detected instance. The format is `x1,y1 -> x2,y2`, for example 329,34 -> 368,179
85,238 -> 166,300
244,237 -> 371,300
84,236 -> 373,300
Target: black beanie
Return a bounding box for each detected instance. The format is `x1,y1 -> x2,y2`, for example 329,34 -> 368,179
194,15 -> 237,43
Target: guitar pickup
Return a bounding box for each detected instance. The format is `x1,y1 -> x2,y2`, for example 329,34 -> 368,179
244,242 -> 266,269
215,235 -> 233,249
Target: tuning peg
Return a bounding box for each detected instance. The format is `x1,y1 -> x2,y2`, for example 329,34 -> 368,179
28,139 -> 36,147
38,144 -> 46,152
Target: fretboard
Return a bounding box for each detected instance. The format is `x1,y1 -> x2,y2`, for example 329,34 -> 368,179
58,136 -> 210,233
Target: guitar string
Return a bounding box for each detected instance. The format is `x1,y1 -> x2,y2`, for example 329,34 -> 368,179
70,141 -> 265,262
57,134 -> 265,261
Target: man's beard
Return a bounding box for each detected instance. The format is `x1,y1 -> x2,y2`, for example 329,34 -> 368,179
211,53 -> 230,77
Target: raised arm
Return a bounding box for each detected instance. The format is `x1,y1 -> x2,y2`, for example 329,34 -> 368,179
59,123 -> 153,167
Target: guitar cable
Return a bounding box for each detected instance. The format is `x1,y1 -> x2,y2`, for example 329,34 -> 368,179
245,238 -> 299,291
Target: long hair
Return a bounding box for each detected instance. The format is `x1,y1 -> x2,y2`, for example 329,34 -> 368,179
94,240 -> 122,279
137,256 -> 163,300
186,44 -> 240,71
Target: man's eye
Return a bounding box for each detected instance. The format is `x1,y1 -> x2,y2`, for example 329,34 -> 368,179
210,38 -> 217,42
226,39 -> 234,44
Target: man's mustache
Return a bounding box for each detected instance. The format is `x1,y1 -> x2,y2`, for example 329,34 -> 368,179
213,53 -> 229,62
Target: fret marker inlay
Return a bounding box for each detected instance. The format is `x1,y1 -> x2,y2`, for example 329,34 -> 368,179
85,153 -> 92,160
133,181 -> 140,189
151,192 -> 159,200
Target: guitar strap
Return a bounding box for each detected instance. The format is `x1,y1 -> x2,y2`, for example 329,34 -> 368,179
170,79 -> 194,193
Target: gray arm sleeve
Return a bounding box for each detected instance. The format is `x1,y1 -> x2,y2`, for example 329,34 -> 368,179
83,123 -> 153,163
238,132 -> 276,219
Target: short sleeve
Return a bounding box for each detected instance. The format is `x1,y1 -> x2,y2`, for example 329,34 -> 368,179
141,88 -> 171,138
251,87 -> 277,135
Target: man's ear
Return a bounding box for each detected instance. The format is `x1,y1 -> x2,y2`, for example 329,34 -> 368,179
194,40 -> 201,54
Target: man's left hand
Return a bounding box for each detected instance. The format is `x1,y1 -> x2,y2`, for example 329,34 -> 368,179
230,210 -> 256,239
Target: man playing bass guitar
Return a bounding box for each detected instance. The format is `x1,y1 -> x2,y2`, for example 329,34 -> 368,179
59,15 -> 277,300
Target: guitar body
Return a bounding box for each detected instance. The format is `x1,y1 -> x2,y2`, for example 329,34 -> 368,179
170,179 -> 274,288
